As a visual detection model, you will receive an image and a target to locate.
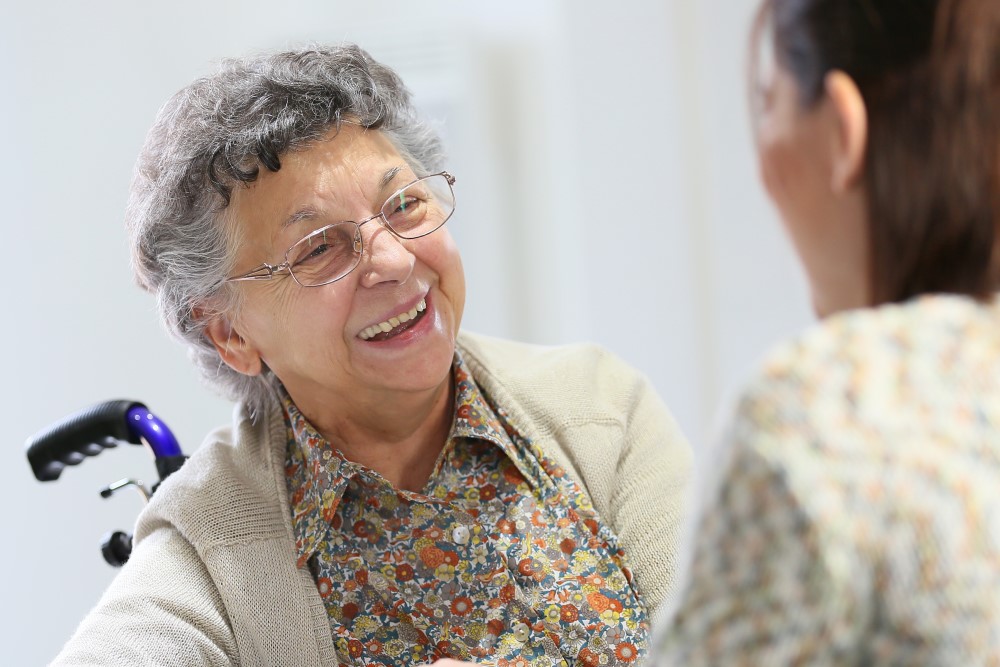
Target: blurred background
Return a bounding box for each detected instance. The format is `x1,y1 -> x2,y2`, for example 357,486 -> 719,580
2,0 -> 811,662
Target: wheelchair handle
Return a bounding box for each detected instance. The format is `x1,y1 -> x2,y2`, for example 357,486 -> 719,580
26,400 -> 183,482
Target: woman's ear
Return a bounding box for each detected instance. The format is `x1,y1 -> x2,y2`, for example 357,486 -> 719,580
824,70 -> 868,193
198,308 -> 263,377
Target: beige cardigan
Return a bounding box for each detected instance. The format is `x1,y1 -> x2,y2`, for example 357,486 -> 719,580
53,332 -> 692,666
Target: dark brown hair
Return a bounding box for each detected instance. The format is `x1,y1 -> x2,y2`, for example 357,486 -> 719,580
757,0 -> 1000,304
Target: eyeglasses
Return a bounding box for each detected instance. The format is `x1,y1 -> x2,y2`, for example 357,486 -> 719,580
225,171 -> 456,288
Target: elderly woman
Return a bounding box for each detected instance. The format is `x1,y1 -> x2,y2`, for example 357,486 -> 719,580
53,45 -> 691,666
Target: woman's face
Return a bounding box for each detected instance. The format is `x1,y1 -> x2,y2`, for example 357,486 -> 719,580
752,50 -> 871,317
222,124 -> 465,415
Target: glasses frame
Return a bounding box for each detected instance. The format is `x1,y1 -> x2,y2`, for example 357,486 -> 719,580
225,171 -> 456,288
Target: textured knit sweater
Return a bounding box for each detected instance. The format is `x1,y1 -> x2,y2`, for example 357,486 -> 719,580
654,294 -> 1000,665
53,331 -> 692,666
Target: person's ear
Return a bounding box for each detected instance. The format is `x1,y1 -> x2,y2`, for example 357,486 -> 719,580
824,70 -> 868,193
198,308 -> 263,377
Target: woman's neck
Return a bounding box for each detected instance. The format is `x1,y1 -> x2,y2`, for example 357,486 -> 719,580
293,375 -> 455,492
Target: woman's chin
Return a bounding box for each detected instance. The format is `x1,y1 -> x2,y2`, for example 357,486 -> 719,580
352,309 -> 456,392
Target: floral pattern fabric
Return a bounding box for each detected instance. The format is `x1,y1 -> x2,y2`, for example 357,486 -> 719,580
653,295 -> 1000,665
283,352 -> 649,666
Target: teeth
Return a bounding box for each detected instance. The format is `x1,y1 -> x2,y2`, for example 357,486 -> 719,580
359,298 -> 427,340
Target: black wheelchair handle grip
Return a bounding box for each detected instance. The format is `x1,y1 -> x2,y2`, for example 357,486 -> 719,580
26,400 -> 147,482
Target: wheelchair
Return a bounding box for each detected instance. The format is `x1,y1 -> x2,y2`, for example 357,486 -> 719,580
25,400 -> 188,567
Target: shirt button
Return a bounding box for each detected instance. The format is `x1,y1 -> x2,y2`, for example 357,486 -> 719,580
512,622 -> 530,643
452,525 -> 471,545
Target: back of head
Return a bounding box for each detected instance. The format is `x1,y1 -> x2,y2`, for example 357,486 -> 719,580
126,44 -> 445,411
758,0 -> 1000,305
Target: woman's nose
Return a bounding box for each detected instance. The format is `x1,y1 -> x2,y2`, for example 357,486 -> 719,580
358,221 -> 415,287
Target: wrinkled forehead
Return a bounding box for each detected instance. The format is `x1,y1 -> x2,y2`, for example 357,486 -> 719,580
221,125 -> 417,257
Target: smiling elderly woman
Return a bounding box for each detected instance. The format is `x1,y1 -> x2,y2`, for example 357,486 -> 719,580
52,45 -> 691,666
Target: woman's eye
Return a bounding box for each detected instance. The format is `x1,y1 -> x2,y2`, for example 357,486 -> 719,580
305,244 -> 329,260
292,226 -> 355,266
390,195 -> 422,216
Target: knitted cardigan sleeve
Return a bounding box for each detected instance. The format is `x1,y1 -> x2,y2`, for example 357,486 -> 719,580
50,523 -> 238,666
605,366 -> 692,621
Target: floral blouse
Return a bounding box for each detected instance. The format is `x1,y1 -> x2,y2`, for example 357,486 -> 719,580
653,295 -> 1000,665
283,352 -> 649,666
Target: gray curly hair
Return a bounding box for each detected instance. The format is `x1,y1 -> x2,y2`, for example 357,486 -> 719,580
126,44 -> 446,414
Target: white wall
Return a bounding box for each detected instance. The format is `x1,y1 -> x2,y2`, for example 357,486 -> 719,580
1,1 -> 811,662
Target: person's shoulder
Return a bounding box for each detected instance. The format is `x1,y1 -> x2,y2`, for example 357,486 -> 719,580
457,330 -> 660,436
150,403 -> 250,498
135,401 -> 284,547
457,330 -> 641,388
731,294 -> 1000,458
755,294 -> 998,389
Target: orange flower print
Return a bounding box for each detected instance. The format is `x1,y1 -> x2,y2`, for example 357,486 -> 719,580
587,592 -> 611,613
480,484 -> 497,501
497,519 -> 516,535
420,546 -> 446,568
559,538 -> 577,554
435,640 -> 453,658
352,520 -> 370,538
342,602 -> 359,620
584,518 -> 599,535
443,550 -> 460,566
560,604 -> 579,622
499,584 -> 516,603
517,558 -> 538,577
615,642 -> 639,662
365,640 -> 382,655
498,658 -> 528,667
316,577 -> 333,599
354,569 -> 368,586
579,648 -> 601,667
395,563 -> 415,581
347,638 -> 364,658
486,619 -> 505,636
450,596 -> 473,616
503,466 -> 525,485
608,598 -> 624,613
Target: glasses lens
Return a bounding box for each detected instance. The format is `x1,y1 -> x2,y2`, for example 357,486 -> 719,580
286,223 -> 361,286
381,174 -> 455,239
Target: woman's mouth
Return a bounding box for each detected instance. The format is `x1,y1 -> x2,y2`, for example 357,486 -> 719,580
358,298 -> 428,342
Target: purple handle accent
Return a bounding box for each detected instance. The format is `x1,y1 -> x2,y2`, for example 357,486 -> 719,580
125,406 -> 183,458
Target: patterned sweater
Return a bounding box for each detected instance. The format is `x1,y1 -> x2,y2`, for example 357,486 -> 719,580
654,294 -> 1000,666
